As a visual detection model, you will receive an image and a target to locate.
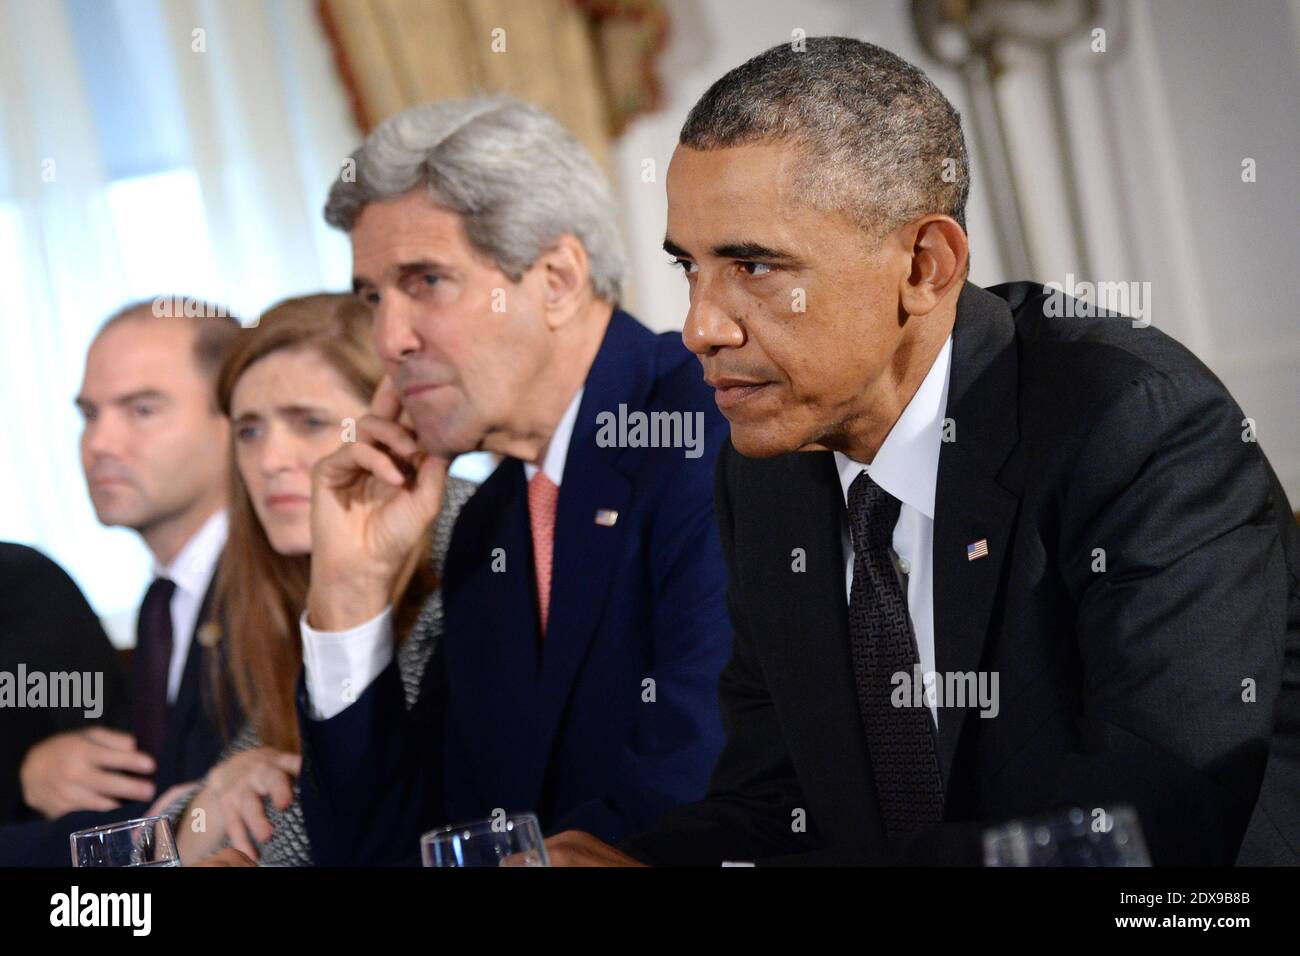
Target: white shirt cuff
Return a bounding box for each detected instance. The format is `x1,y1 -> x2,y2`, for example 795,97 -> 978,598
300,605 -> 395,720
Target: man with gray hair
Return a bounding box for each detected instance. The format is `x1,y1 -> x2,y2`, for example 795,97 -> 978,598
542,36 -> 1298,867
290,95 -> 732,864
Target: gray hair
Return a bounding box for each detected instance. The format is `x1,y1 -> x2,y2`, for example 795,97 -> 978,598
325,96 -> 625,303
680,37 -> 970,238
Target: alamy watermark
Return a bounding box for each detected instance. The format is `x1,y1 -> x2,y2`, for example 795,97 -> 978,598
0,666 -> 103,718
892,666 -> 1000,719
595,404 -> 706,459
1043,274 -> 1151,328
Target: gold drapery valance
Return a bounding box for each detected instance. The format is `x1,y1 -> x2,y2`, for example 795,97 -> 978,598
317,0 -> 668,166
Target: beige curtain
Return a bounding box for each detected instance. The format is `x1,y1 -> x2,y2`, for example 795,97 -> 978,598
317,0 -> 668,167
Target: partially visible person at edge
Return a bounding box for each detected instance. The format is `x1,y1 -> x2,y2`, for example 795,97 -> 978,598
161,294 -> 475,865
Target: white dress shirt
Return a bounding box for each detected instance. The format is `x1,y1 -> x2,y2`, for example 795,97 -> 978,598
301,387 -> 585,720
149,508 -> 227,703
833,335 -> 952,728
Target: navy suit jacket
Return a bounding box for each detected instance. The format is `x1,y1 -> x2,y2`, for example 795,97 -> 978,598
299,309 -> 733,865
0,573 -> 230,864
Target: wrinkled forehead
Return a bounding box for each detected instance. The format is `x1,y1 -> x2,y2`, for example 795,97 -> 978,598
666,142 -> 837,255
349,191 -> 485,278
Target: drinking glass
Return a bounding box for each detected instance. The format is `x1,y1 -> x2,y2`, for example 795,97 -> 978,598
421,812 -> 549,867
983,805 -> 1151,866
70,815 -> 180,868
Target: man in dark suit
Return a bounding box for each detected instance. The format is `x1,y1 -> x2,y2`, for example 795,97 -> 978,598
0,543 -> 126,824
545,37 -> 1297,867
0,302 -> 239,864
291,96 -> 731,865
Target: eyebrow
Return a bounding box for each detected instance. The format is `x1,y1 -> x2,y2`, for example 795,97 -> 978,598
75,389 -> 169,410
663,237 -> 801,264
232,404 -> 331,422
352,259 -> 450,294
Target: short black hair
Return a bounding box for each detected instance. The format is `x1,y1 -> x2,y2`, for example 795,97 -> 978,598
681,36 -> 970,235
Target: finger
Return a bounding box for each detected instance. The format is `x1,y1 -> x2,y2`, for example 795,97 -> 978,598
317,441 -> 407,488
269,752 -> 302,776
236,789 -> 274,845
147,782 -> 198,818
89,743 -> 156,775
83,727 -> 142,752
370,374 -> 403,421
65,786 -> 122,814
413,454 -> 449,517
356,414 -> 419,457
226,811 -> 260,861
261,769 -> 294,811
83,769 -> 156,803
191,848 -> 257,868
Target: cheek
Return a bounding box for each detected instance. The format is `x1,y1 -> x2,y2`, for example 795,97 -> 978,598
235,449 -> 264,498
306,429 -> 344,469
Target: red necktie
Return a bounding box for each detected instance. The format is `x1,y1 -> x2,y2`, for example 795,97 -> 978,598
527,472 -> 559,634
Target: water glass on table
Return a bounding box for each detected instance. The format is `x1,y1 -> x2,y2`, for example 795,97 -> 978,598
421,812 -> 550,867
70,815 -> 180,868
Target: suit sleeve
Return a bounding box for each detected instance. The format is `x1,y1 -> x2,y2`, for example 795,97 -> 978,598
297,652 -> 444,866
617,443 -> 825,864
1052,367 -> 1288,864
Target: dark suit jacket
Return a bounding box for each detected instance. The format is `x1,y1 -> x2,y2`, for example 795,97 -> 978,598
619,281 -> 1297,867
0,544 -> 127,824
0,565 -> 230,864
127,574 -> 229,791
299,308 -> 733,865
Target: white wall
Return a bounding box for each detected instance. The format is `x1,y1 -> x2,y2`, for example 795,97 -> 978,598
610,0 -> 1007,334
609,0 -> 1300,504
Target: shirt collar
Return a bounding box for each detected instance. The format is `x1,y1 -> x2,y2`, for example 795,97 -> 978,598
154,508 -> 228,596
833,335 -> 952,520
523,386 -> 584,487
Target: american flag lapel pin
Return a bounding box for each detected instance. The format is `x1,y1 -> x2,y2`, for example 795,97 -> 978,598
594,509 -> 619,527
967,538 -> 989,561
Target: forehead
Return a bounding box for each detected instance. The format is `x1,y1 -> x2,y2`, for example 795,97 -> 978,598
350,190 -> 480,273
83,318 -> 200,392
666,142 -> 827,248
231,347 -> 354,410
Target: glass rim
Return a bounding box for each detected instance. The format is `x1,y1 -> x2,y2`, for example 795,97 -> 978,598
69,814 -> 173,840
420,812 -> 541,844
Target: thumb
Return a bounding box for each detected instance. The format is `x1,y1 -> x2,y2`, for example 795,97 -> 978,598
413,454 -> 449,520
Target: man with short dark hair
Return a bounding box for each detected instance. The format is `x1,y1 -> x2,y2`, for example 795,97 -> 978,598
544,37 -> 1299,867
0,301 -> 240,864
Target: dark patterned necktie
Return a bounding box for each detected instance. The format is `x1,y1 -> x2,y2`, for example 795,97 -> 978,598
133,576 -> 176,760
846,471 -> 945,836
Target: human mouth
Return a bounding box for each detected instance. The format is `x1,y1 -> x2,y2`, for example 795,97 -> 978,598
401,383 -> 445,400
706,376 -> 773,411
265,493 -> 310,510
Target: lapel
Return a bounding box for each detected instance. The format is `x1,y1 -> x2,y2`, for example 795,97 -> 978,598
932,282 -> 1022,785
441,310 -> 655,812
442,457 -> 541,809
159,571 -> 220,781
530,311 -> 652,771
746,450 -> 886,848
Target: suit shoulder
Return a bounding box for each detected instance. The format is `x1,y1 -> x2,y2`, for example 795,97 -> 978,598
0,543 -> 84,602
994,281 -> 1238,421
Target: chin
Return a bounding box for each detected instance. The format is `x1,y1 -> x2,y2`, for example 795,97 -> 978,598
268,531 -> 311,557
727,423 -> 804,460
413,415 -> 482,459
